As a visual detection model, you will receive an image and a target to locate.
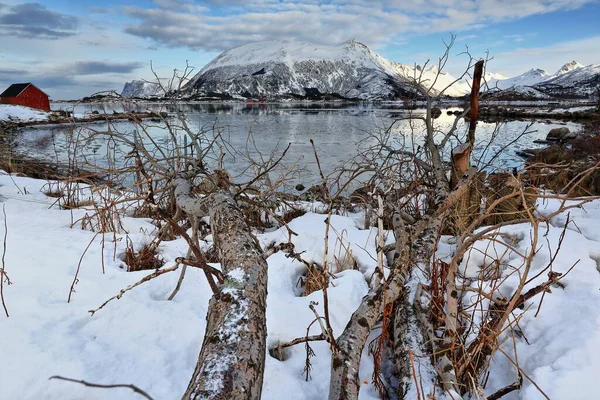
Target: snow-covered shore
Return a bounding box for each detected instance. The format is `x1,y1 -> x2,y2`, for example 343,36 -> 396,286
0,170 -> 599,399
0,104 -> 51,122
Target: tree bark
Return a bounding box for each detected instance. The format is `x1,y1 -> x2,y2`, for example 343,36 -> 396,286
175,176 -> 268,400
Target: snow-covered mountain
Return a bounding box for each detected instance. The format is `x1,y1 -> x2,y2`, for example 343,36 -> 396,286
553,60 -> 584,77
490,68 -> 550,90
482,60 -> 599,100
485,60 -> 600,99
121,80 -> 166,98
181,40 -> 470,100
120,44 -> 598,101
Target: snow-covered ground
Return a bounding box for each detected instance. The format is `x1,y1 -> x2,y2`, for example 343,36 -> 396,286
1,170 -> 599,399
0,172 -> 387,400
0,104 -> 51,122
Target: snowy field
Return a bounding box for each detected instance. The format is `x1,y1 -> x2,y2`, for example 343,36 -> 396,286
1,171 -> 600,399
0,104 -> 51,122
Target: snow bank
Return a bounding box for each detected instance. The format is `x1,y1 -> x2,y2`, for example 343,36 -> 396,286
0,173 -> 383,399
452,197 -> 600,400
2,170 -> 600,400
0,104 -> 51,122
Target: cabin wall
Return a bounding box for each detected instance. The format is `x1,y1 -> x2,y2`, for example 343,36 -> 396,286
0,85 -> 50,111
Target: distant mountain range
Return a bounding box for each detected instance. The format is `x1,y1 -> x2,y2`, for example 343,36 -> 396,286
120,40 -> 600,101
484,60 -> 600,100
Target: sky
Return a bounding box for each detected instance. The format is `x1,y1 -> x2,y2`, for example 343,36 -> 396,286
0,0 -> 598,99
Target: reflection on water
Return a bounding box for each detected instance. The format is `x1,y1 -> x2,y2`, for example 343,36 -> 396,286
17,102 -> 580,190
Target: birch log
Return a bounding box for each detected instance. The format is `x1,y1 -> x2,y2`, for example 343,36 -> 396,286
175,176 -> 268,400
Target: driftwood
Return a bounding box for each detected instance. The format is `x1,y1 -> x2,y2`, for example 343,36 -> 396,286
175,175 -> 268,400
328,167 -> 477,400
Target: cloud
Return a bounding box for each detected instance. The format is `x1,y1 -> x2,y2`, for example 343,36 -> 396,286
0,59 -> 144,99
122,3 -> 408,52
152,0 -> 209,12
0,67 -> 23,79
68,60 -> 143,75
0,67 -> 77,91
120,0 -> 597,54
488,35 -> 600,76
0,2 -> 78,39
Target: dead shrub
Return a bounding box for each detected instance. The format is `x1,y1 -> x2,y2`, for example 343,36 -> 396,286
132,203 -> 156,219
280,208 -> 306,224
527,133 -> 600,196
332,233 -> 358,273
122,238 -> 164,272
80,205 -> 125,233
299,264 -> 328,296
447,172 -> 536,233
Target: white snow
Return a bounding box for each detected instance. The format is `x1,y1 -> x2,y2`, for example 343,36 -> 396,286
2,169 -> 600,400
436,196 -> 600,400
187,39 -> 476,98
0,172 -> 383,399
0,104 -> 51,122
201,39 -> 395,75
121,80 -> 167,98
487,60 -> 598,96
544,63 -> 600,86
492,68 -> 550,90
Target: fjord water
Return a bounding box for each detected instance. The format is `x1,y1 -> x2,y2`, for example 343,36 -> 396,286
17,102 -> 580,190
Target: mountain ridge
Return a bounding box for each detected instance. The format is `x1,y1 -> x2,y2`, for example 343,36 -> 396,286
119,40 -> 599,101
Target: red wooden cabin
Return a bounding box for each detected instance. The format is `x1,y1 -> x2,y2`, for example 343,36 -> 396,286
0,83 -> 50,111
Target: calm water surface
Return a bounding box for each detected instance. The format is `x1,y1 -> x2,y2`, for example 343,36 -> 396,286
14,102 -> 580,190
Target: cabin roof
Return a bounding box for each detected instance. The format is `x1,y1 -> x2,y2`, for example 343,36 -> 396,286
0,83 -> 49,98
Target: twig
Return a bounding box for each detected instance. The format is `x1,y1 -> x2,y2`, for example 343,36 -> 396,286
234,142 -> 291,198
487,372 -> 523,400
308,301 -> 330,340
89,265 -> 178,315
310,139 -> 338,352
409,350 -> 423,400
175,257 -> 224,283
496,347 -> 550,400
49,375 -> 154,400
273,333 -> 326,350
68,232 -> 100,303
1,204 -> 9,317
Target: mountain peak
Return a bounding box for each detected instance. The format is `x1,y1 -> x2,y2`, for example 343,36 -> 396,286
555,60 -> 583,75
528,68 -> 549,76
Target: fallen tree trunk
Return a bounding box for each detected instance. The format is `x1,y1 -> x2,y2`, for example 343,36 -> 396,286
175,175 -> 268,400
328,167 -> 477,400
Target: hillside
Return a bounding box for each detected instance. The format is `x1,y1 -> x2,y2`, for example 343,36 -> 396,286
120,43 -> 599,102
486,61 -> 600,100
180,39 -> 470,100
121,80 -> 166,98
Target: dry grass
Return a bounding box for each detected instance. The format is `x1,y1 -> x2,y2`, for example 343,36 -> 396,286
123,241 -> 164,272
280,208 -> 306,224
301,264 -> 329,296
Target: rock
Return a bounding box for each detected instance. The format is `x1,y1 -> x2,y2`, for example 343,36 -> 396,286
431,107 -> 442,119
298,184 -> 327,202
546,127 -> 570,141
515,148 -> 542,158
295,184 -> 305,191
563,131 -> 578,140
